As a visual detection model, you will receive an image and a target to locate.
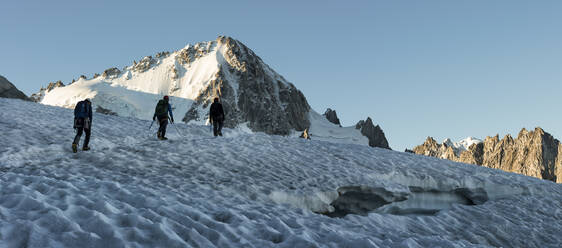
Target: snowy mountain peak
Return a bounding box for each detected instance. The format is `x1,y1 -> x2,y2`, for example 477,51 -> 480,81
34,36 -> 389,148
36,36 -> 247,119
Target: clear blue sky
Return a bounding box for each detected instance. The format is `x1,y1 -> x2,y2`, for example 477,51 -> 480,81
2,0 -> 561,151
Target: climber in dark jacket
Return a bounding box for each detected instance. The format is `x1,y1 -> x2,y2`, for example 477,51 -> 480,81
153,95 -> 174,140
209,97 -> 225,136
72,99 -> 93,153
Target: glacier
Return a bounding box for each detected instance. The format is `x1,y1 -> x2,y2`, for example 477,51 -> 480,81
1,97 -> 561,247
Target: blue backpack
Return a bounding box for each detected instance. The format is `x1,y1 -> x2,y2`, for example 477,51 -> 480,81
74,101 -> 90,118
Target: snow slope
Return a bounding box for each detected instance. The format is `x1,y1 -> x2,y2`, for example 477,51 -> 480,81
39,45 -> 216,120
38,38 -> 281,125
1,98 -> 561,247
306,111 -> 369,146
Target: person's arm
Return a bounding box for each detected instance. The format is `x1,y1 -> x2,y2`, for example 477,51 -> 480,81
168,104 -> 174,122
73,104 -> 78,129
88,104 -> 93,120
74,102 -> 80,117
209,104 -> 214,122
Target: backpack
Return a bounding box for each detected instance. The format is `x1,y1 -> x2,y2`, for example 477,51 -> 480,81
74,101 -> 89,118
155,100 -> 168,117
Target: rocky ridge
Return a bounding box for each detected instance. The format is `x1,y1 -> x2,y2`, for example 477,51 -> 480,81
412,127 -> 562,183
0,76 -> 29,100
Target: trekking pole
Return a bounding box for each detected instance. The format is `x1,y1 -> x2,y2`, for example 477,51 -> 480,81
170,118 -> 184,138
146,120 -> 155,138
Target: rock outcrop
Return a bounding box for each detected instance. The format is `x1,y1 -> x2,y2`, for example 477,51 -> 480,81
355,117 -> 390,149
31,80 -> 64,102
102,67 -> 121,78
323,108 -> 341,126
155,51 -> 170,58
0,76 -> 30,100
132,56 -> 157,72
96,106 -> 118,116
299,128 -> 311,140
412,127 -> 562,183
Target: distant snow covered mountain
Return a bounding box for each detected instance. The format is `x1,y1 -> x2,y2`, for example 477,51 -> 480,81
34,36 -> 389,148
2,97 -> 561,247
443,137 -> 483,154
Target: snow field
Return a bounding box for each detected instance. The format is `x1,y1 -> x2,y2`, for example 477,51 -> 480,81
1,98 -> 561,247
306,111 -> 369,146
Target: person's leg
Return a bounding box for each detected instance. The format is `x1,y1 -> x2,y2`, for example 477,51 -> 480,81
73,118 -> 84,145
161,118 -> 168,138
157,117 -> 164,138
83,127 -> 91,148
73,127 -> 83,145
218,120 -> 224,136
72,127 -> 83,152
213,120 -> 218,136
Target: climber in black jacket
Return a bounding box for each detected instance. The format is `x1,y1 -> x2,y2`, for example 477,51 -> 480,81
209,97 -> 225,137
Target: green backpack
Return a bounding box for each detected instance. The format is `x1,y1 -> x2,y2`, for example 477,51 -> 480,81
155,100 -> 168,117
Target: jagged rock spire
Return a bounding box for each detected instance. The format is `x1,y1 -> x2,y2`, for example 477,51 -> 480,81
323,108 -> 341,127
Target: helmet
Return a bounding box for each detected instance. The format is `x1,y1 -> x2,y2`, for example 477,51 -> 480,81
163,95 -> 169,100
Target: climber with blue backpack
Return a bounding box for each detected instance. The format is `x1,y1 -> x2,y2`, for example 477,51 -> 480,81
72,99 -> 93,153
153,95 -> 174,140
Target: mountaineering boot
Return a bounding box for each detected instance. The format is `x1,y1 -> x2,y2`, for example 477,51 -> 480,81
160,136 -> 168,140
82,146 -> 90,151
72,143 -> 78,153
157,131 -> 161,139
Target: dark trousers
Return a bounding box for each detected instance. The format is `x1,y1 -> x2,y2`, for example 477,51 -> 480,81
158,116 -> 168,137
73,127 -> 91,147
213,120 -> 223,136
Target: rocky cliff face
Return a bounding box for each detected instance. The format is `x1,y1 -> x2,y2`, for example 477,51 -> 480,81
412,127 -> 562,183
0,76 -> 29,100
